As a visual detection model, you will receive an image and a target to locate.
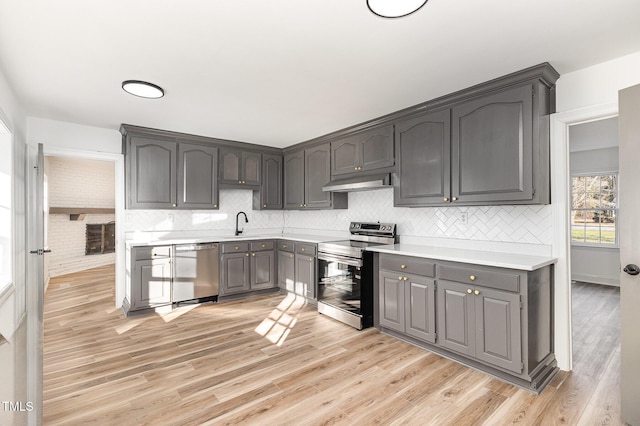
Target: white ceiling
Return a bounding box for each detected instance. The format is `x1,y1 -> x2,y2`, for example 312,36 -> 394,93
1,0 -> 639,148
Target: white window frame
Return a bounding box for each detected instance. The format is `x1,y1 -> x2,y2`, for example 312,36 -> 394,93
0,118 -> 12,296
570,171 -> 619,249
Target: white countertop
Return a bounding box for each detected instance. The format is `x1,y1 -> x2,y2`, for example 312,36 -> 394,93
367,243 -> 557,271
126,233 -> 340,247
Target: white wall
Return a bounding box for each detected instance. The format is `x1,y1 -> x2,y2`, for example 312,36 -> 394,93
556,51 -> 640,112
0,64 -> 28,426
45,157 -> 115,278
27,117 -> 121,154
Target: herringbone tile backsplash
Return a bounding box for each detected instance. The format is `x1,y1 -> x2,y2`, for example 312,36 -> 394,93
125,188 -> 552,245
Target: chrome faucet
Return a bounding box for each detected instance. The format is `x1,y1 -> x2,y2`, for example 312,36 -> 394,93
235,211 -> 248,236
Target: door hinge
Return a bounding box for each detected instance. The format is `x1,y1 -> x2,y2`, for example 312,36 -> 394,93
521,361 -> 525,372
532,186 -> 536,196
532,87 -> 535,97
519,295 -> 524,309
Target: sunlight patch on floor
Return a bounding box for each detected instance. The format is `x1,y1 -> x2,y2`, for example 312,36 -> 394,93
254,293 -> 306,346
160,303 -> 200,322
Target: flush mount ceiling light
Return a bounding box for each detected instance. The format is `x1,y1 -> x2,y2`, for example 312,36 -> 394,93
122,80 -> 164,99
367,0 -> 428,18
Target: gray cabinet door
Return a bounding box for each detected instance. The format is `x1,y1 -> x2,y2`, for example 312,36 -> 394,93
360,124 -> 394,171
331,138 -> 359,176
219,149 -> 242,185
221,252 -> 251,295
128,136 -> 177,209
242,152 -> 262,186
437,280 -> 475,356
255,154 -> 282,210
451,84 -> 533,203
284,151 -> 305,209
394,110 -> 451,206
278,250 -> 295,292
331,124 -> 394,178
131,258 -> 171,309
379,271 -> 405,333
405,275 -> 436,344
177,143 -> 218,209
251,250 -> 276,290
474,287 -> 522,373
305,144 -> 332,209
219,149 -> 261,186
295,253 -> 316,299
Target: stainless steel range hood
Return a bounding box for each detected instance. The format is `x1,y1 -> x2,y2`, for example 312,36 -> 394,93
322,173 -> 391,192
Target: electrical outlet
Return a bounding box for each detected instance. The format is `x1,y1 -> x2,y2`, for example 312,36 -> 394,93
459,212 -> 468,225
167,213 -> 174,223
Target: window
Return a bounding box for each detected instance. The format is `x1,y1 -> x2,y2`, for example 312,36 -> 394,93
571,174 -> 618,246
0,123 -> 11,292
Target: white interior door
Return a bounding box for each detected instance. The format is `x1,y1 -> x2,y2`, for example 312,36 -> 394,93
26,143 -> 45,425
618,84 -> 640,425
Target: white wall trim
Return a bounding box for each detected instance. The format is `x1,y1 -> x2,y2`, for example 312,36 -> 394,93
41,146 -> 125,309
550,101 -> 618,371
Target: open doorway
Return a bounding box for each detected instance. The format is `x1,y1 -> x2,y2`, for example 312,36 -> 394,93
43,156 -> 116,290
567,117 -> 621,414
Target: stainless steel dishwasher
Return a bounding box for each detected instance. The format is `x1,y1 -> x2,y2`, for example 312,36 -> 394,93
173,243 -> 219,303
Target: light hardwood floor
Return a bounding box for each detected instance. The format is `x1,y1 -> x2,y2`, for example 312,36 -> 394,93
43,266 -> 623,425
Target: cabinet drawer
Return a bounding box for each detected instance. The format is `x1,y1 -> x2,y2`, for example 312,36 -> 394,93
380,254 -> 435,277
251,240 -> 275,251
278,240 -> 295,252
134,245 -> 171,260
438,265 -> 520,292
295,243 -> 316,256
221,242 -> 249,253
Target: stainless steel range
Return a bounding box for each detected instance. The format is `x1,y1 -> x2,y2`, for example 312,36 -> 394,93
317,222 -> 397,330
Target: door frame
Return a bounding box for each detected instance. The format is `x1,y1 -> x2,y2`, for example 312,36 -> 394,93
42,146 -> 125,308
550,101 -> 618,371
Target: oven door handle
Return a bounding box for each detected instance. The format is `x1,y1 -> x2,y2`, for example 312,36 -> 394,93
318,253 -> 363,267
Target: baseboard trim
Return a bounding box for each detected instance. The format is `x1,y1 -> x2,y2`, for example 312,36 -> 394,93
572,274 -> 620,287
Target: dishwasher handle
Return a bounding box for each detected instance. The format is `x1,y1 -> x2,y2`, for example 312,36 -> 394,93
175,243 -> 218,252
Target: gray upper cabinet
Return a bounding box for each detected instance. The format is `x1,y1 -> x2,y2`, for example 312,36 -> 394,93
305,144 -> 332,209
284,151 -> 305,209
394,110 -> 451,206
125,131 -> 219,210
284,145 -> 347,210
331,124 -> 394,178
219,149 -> 261,187
393,65 -> 556,207
451,84 -> 533,204
178,144 -> 219,209
253,154 -> 282,210
128,136 -> 178,209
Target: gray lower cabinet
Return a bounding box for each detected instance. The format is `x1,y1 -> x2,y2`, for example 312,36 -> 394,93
331,124 -> 394,178
277,249 -> 295,293
130,246 -> 172,310
378,253 -> 555,392
220,251 -> 251,295
284,145 -> 347,210
277,240 -> 316,299
250,242 -> 276,290
221,240 -> 277,296
437,273 -> 522,374
295,253 -> 316,299
253,153 -> 282,210
379,262 -> 436,344
219,149 -> 261,187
